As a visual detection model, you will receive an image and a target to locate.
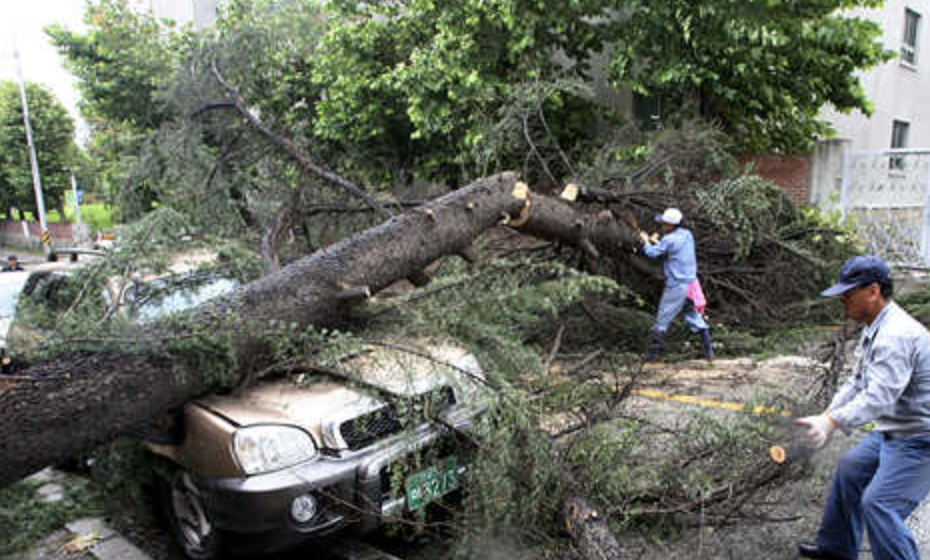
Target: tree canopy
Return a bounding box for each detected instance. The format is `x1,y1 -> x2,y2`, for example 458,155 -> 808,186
46,0 -> 894,223
608,0 -> 893,152
45,0 -> 188,210
312,0 -> 613,187
0,81 -> 79,216
45,0 -> 185,131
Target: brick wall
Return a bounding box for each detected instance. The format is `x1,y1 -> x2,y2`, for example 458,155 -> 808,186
740,154 -> 812,205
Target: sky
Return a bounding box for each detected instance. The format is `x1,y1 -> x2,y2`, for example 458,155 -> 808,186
0,0 -> 89,139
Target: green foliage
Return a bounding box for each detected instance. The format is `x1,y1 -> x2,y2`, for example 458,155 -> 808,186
0,81 -> 80,216
0,475 -> 105,556
115,0 -> 335,240
453,396 -> 565,556
211,0 -> 327,136
566,405 -> 796,531
696,174 -> 798,261
65,202 -> 115,233
53,0 -> 895,229
697,173 -> 858,268
372,256 -> 624,384
476,77 -> 605,185
579,120 -> 737,189
314,0 -> 613,186
608,0 -> 894,153
896,284 -> 930,327
359,255 -> 627,551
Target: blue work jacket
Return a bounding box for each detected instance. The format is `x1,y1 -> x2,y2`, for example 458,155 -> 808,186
642,227 -> 698,286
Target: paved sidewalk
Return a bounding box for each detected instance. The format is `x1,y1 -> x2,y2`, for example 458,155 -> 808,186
65,518 -> 152,560
5,469 -> 153,560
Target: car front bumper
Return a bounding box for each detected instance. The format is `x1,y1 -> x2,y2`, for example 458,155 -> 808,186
192,406 -> 479,554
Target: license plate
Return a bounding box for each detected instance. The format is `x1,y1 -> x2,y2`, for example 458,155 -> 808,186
405,456 -> 459,511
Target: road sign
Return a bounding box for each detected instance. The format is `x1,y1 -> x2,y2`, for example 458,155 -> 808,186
41,230 -> 50,246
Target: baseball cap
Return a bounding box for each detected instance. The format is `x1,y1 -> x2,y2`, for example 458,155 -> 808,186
655,208 -> 683,225
821,255 -> 890,297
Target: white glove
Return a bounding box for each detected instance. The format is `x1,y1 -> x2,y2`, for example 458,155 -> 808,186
794,414 -> 838,450
638,230 -> 651,246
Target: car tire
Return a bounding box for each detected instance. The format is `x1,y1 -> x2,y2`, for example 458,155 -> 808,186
158,467 -> 224,560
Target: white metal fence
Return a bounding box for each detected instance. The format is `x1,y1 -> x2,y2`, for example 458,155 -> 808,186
840,148 -> 930,268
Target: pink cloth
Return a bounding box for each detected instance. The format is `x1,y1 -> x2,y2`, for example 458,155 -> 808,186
687,279 -> 707,316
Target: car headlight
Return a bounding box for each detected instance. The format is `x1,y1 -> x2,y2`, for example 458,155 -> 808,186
233,425 -> 317,475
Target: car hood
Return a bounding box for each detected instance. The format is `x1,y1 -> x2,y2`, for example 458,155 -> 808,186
194,343 -> 484,446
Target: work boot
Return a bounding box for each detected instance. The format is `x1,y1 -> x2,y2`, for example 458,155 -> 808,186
645,330 -> 665,362
699,328 -> 714,360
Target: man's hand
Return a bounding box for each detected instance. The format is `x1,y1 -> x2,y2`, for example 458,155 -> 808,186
794,414 -> 838,449
638,230 -> 651,246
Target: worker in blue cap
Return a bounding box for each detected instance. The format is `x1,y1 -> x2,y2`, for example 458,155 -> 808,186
797,255 -> 930,560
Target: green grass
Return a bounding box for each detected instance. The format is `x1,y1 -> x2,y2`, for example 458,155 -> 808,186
4,203 -> 115,233
67,203 -> 115,232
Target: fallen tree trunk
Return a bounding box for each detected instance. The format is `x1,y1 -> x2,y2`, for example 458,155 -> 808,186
0,172 -> 649,488
0,173 -> 525,486
564,496 -> 629,560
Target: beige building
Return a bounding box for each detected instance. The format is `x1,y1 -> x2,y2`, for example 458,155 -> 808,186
147,0 -> 222,29
809,1 -> 930,266
820,1 -> 930,152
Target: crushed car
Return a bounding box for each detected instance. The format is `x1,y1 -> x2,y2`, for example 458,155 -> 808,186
2,252 -> 492,559
149,342 -> 489,559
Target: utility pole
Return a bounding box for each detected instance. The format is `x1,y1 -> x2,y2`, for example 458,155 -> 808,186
70,171 -> 85,244
13,41 -> 52,258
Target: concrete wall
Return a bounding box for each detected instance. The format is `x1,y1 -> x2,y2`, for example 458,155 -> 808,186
810,139 -> 850,210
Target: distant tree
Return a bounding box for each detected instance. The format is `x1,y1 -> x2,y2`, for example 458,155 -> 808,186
608,0 -> 894,153
0,81 -> 79,218
46,0 -> 188,215
132,0 -> 332,238
45,0 -> 184,130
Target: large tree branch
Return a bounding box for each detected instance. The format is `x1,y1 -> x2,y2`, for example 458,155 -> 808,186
209,60 -> 391,220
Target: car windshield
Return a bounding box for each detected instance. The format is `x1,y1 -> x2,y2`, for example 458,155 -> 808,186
127,275 -> 238,323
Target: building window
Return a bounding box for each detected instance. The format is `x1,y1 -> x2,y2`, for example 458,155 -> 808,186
890,120 -> 910,170
633,94 -> 663,131
902,9 -> 921,65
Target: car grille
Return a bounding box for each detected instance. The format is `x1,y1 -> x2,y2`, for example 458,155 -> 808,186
340,386 -> 456,451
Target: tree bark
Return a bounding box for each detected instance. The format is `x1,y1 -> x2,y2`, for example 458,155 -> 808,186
564,496 -> 629,560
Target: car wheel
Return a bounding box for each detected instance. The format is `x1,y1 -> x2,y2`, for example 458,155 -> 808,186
158,467 -> 223,560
